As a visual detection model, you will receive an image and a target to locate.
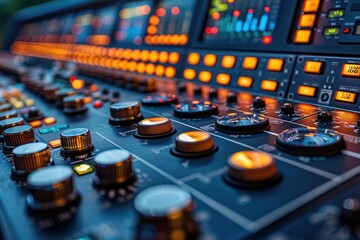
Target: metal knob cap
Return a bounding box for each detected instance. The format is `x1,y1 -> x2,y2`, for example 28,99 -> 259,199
109,101 -> 143,125
0,103 -> 12,112
0,117 -> 25,135
63,95 -> 87,114
60,128 -> 94,157
3,125 -> 35,152
0,110 -> 18,121
137,117 -> 173,136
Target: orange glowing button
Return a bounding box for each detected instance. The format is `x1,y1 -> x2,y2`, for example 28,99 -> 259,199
216,73 -> 231,85
199,71 -> 212,83
187,53 -> 201,65
237,76 -> 253,88
335,91 -> 358,103
242,57 -> 258,70
43,117 -> 56,125
159,51 -> 169,63
298,14 -> 317,27
140,50 -> 150,61
260,80 -> 278,92
341,64 -> 360,78
29,120 -> 42,128
49,139 -> 61,148
267,58 -> 284,72
155,65 -> 165,76
71,79 -> 85,90
169,52 -> 180,64
149,51 -> 159,62
175,131 -> 214,153
294,30 -> 312,44
203,54 -> 217,67
183,69 -> 196,80
165,67 -> 177,78
304,61 -> 324,74
146,64 -> 156,75
84,96 -> 93,104
302,0 -> 321,12
221,55 -> 237,69
297,86 -> 317,97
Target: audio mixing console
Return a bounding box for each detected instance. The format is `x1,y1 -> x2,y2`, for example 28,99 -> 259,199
1,0 -> 360,239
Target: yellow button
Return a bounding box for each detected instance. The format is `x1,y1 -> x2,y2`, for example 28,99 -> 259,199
260,80 -> 278,91
216,74 -> 231,85
29,120 -> 42,128
221,56 -> 236,69
169,52 -> 180,64
297,86 -> 317,97
298,14 -> 317,27
159,51 -> 168,63
13,101 -> 24,109
199,71 -> 212,83
335,91 -> 358,103
49,139 -> 61,148
188,53 -> 201,65
304,61 -> 324,74
165,67 -> 176,78
24,99 -> 35,107
267,58 -> 284,72
155,65 -> 165,76
73,163 -> 94,176
146,63 -> 156,75
237,76 -> 253,88
43,117 -> 56,125
242,57 -> 258,70
183,69 -> 196,80
294,30 -> 312,43
203,54 -> 217,67
302,0 -> 321,12
341,64 -> 360,78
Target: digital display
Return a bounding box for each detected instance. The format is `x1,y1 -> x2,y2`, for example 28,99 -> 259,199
335,91 -> 358,104
328,9 -> 344,18
145,0 -> 197,45
203,0 -> 281,44
323,26 -> 339,36
114,1 -> 152,45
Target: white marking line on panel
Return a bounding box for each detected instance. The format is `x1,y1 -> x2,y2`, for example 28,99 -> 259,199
342,150 -> 360,159
92,132 -> 256,232
142,109 -> 337,180
264,130 -> 278,136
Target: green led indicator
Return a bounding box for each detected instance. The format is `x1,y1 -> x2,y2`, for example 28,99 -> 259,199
328,9 -> 345,18
324,27 -> 340,36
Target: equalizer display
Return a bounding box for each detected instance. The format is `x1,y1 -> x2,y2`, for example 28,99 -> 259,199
203,0 -> 281,44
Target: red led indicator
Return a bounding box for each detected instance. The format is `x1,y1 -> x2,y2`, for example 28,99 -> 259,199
93,100 -> 103,108
264,6 -> 271,12
343,27 -> 351,34
233,10 -> 240,17
156,8 -> 166,17
262,36 -> 273,45
171,6 -> 180,15
248,8 -> 254,14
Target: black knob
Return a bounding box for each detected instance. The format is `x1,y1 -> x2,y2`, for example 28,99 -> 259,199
194,85 -> 202,95
281,103 -> 295,115
356,120 -> 360,130
0,110 -> 18,121
109,101 -> 144,125
0,103 -> 12,112
341,198 -> 360,225
3,125 -> 36,153
44,85 -> 60,101
317,110 -> 333,123
93,149 -> 135,188
253,96 -> 265,109
177,82 -> 186,92
134,185 -> 198,240
60,128 -> 94,157
227,92 -> 237,103
209,88 -> 218,98
26,166 -> 81,216
0,117 -> 25,136
25,107 -> 43,121
63,95 -> 87,114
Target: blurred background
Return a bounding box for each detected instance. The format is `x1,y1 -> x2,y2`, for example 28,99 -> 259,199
0,0 -> 51,48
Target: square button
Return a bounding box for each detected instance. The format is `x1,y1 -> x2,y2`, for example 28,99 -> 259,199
302,0 -> 321,12
183,69 -> 196,80
260,80 -> 278,92
216,74 -> 231,85
298,14 -> 317,27
242,57 -> 258,70
187,53 -> 201,65
294,30 -> 312,44
199,71 -> 212,82
304,61 -> 324,74
203,54 -> 217,67
237,76 -> 253,88
49,139 -> 61,148
73,163 -> 94,176
297,86 -> 317,97
267,58 -> 284,72
221,56 -> 236,69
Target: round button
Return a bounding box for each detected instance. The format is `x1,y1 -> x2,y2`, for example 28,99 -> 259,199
174,100 -> 218,118
93,149 -> 135,187
109,101 -> 144,125
226,151 -> 279,187
134,185 -> 197,239
0,110 -> 18,121
63,95 -> 87,114
0,103 -> 12,112
137,117 -> 173,136
60,128 -> 94,157
3,125 -> 35,152
26,166 -> 80,214
172,131 -> 217,157
0,117 -> 25,135
12,142 -> 50,179
281,103 -> 295,115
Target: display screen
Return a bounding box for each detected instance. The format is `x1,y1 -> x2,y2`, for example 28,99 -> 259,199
203,0 -> 281,44
114,1 -> 152,45
145,0 -> 197,45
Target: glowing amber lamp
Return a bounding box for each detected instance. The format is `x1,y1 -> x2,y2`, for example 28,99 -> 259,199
260,80 -> 278,92
199,71 -> 212,83
297,86 -> 317,97
183,69 -> 196,80
242,57 -> 258,70
175,131 -> 214,153
221,55 -> 236,69
335,91 -> 358,103
304,61 -> 324,74
71,79 -> 85,90
203,54 -> 217,67
216,73 -> 231,85
188,53 -> 201,65
237,76 -> 253,88
267,58 -> 284,72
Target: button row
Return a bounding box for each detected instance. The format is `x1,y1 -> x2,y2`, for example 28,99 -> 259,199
304,60 -> 360,79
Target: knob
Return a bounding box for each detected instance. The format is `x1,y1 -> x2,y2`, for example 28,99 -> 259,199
317,110 -> 333,123
44,85 -> 60,101
55,88 -> 75,108
341,198 -> 360,225
63,95 -> 87,114
356,120 -> 360,130
0,117 -> 25,136
11,142 -> 50,180
281,103 -> 295,115
134,185 -> 198,240
227,92 -> 237,103
60,128 -> 94,157
136,117 -> 174,137
225,150 -> 280,188
0,98 -> 7,105
26,166 -> 81,215
93,149 -> 135,188
253,96 -> 265,109
0,110 -> 18,121
109,101 -> 144,125
172,131 -> 217,157
209,88 -> 218,98
24,107 -> 43,121
3,125 -> 35,153
0,103 -> 12,112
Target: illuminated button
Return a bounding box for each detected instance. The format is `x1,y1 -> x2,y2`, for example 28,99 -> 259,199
203,54 -> 217,67
13,101 -> 24,109
294,30 -> 312,44
335,91 -> 358,104
216,73 -> 231,85
73,163 -> 94,176
187,53 -> 201,65
137,117 -> 173,136
49,139 -> 61,148
298,14 -> 316,27
183,69 -> 196,80
242,57 -> 258,70
297,86 -> 317,97
260,80 -> 278,92
199,71 -> 212,83
226,151 -> 279,185
25,99 -> 35,107
341,64 -> 360,78
267,58 -> 284,72
71,79 -> 85,90
304,61 -> 324,74
155,65 -> 165,76
29,120 -> 42,128
93,100 -> 103,108
165,67 -> 176,78
159,52 -> 169,63
221,56 -> 236,69
43,117 -> 56,125
302,0 -> 321,12
237,76 -> 253,88
175,131 -> 215,153
169,52 -> 180,64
